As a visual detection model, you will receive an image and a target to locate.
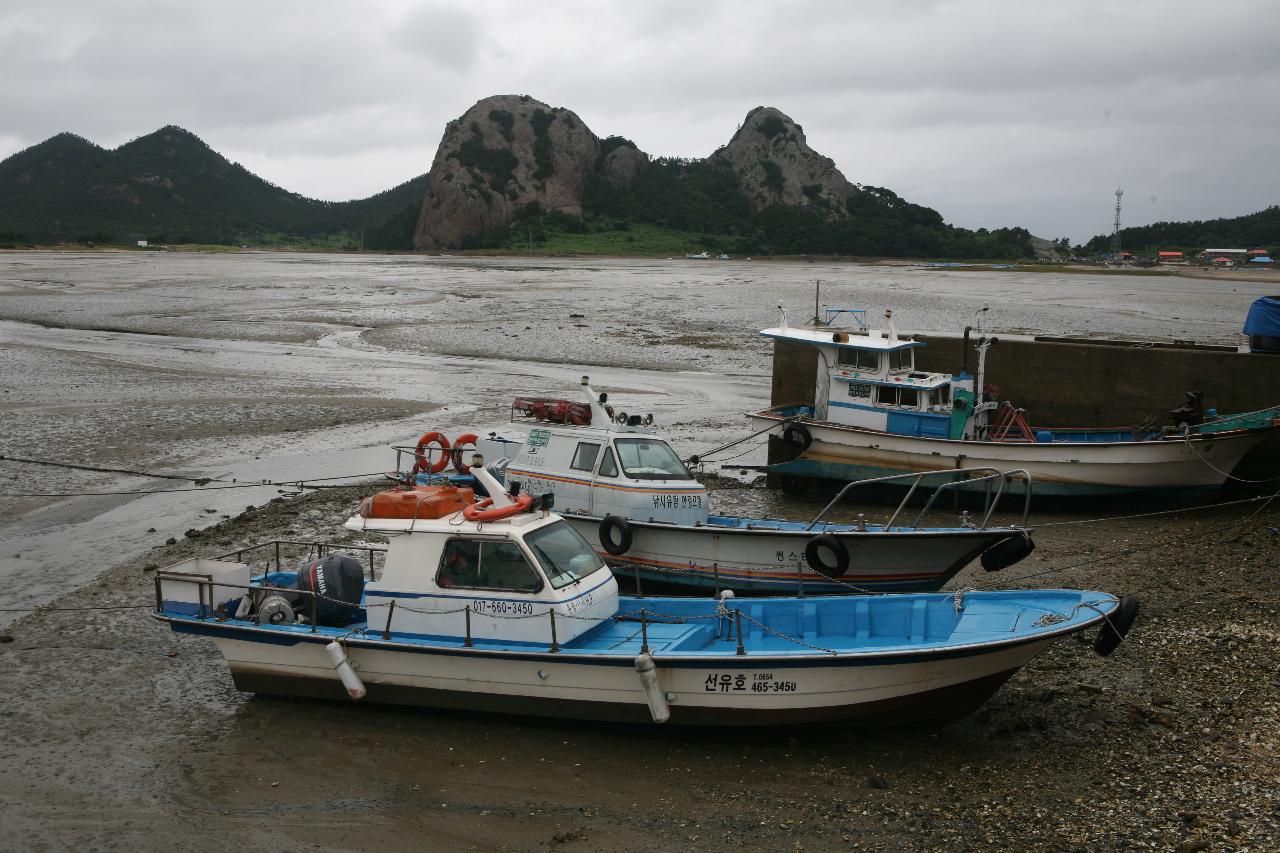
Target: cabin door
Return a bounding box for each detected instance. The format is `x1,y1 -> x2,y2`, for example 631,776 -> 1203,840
566,440 -> 604,514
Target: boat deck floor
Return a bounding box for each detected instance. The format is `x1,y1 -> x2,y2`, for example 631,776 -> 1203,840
170,591 -> 1109,658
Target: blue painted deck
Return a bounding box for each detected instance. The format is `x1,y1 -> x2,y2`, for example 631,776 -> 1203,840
162,589 -> 1115,661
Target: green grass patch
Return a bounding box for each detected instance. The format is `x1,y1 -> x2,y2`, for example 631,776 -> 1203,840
472,221 -> 738,256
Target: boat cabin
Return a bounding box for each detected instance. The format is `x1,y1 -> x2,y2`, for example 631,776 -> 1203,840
485,381 -> 710,525
347,470 -> 619,646
762,310 -> 977,439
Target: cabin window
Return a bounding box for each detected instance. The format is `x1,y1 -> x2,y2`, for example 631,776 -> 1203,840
613,438 -> 693,480
876,386 -> 920,409
837,349 -> 880,371
436,538 -> 543,593
846,382 -> 872,400
597,448 -> 619,478
931,385 -> 951,408
888,348 -> 913,372
570,442 -> 601,472
526,521 -> 607,589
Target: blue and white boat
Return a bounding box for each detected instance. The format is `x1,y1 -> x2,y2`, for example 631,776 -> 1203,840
153,466 -> 1136,726
413,381 -> 1035,595
749,308 -> 1280,502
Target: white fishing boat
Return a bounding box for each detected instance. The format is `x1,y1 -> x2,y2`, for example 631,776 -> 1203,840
153,465 -> 1136,726
749,308 -> 1280,502
410,381 -> 1035,594
687,251 -> 710,259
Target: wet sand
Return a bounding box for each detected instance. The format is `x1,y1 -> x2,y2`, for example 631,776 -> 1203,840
1,481 -> 1277,852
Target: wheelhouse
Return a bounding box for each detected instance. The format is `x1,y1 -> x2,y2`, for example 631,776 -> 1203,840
491,381 -> 709,526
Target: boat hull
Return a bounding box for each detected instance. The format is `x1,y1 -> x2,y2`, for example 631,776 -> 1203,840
560,514 -> 1020,594
752,411 -> 1269,502
183,624 -> 1055,727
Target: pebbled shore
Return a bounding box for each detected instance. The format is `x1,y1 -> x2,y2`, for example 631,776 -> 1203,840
1,481 -> 1276,852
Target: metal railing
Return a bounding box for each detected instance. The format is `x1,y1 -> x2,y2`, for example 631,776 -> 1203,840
805,467 -> 1033,532
214,540 -> 388,582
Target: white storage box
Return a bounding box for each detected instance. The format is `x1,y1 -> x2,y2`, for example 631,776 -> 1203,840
158,558 -> 250,616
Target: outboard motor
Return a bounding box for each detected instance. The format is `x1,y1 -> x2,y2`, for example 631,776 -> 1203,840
297,555 -> 366,626
1168,391 -> 1205,428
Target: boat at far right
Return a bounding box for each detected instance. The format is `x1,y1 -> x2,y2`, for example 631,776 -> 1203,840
749,308 -> 1280,504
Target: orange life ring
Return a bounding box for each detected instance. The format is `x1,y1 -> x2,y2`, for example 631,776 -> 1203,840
451,433 -> 479,474
414,431 -> 452,475
463,493 -> 534,522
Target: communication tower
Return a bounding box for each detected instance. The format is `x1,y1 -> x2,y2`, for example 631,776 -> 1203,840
1110,187 -> 1124,256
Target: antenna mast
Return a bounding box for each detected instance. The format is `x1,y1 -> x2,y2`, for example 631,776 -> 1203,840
1110,187 -> 1124,256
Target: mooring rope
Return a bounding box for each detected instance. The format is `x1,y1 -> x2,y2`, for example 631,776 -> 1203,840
1182,431 -> 1280,484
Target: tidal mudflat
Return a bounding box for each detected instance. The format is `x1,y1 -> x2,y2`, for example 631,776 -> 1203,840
1,252 -> 1276,850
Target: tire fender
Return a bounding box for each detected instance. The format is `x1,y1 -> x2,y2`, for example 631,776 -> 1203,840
1094,595 -> 1139,657
804,533 -> 849,579
980,534 -> 1036,572
781,422 -> 813,453
599,515 -> 634,556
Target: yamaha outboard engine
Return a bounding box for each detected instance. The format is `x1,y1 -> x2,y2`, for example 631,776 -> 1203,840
1168,391 -> 1205,428
296,555 -> 366,626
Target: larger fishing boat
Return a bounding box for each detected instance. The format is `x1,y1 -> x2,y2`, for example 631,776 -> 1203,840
152,465 -> 1136,726
411,380 -> 1036,595
749,308 -> 1280,502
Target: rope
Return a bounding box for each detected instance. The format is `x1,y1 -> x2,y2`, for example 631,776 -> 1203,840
684,415 -> 800,466
0,454 -> 224,482
1183,431 -> 1280,484
1035,492 -> 1280,527
0,604 -> 154,612
977,488 -> 1280,587
0,470 -> 391,497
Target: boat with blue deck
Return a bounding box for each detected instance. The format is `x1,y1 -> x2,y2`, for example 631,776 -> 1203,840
413,380 -> 1036,594
749,307 -> 1280,502
152,466 -> 1136,726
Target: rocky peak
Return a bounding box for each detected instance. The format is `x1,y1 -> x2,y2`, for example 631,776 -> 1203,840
599,136 -> 649,187
414,95 -> 603,250
713,106 -> 851,215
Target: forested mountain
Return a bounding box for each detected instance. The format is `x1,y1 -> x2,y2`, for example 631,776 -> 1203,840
0,126 -> 425,247
424,98 -> 1034,258
1083,206 -> 1279,253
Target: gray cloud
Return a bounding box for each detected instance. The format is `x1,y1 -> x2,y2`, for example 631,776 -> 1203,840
1,0 -> 1276,242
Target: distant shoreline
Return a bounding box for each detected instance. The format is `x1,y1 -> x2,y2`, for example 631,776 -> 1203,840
5,243 -> 1278,281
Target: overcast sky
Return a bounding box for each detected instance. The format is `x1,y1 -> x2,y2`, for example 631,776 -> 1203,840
2,0 -> 1276,243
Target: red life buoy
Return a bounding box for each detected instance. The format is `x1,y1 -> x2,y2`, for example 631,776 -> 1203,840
414,431 -> 451,476
463,493 -> 534,522
451,433 -> 479,474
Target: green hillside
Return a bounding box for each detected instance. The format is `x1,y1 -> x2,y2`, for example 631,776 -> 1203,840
0,127 -> 426,247
468,151 -> 1035,259
1083,206 -> 1279,254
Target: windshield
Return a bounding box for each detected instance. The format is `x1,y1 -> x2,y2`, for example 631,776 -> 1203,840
613,438 -> 693,480
525,521 -> 607,589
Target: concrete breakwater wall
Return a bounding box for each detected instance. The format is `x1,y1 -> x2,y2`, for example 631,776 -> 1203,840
768,333 -> 1280,476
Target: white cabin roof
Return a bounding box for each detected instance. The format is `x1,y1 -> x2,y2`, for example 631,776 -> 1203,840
761,326 -> 924,352
343,509 -> 557,536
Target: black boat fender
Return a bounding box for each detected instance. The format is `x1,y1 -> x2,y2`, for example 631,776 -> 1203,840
805,534 -> 850,578
980,533 -> 1036,572
1094,595 -> 1140,656
599,515 -> 634,556
782,422 -> 813,453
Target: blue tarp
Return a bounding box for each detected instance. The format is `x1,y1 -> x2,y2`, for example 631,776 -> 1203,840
1250,256 -> 1273,263
1243,296 -> 1280,336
